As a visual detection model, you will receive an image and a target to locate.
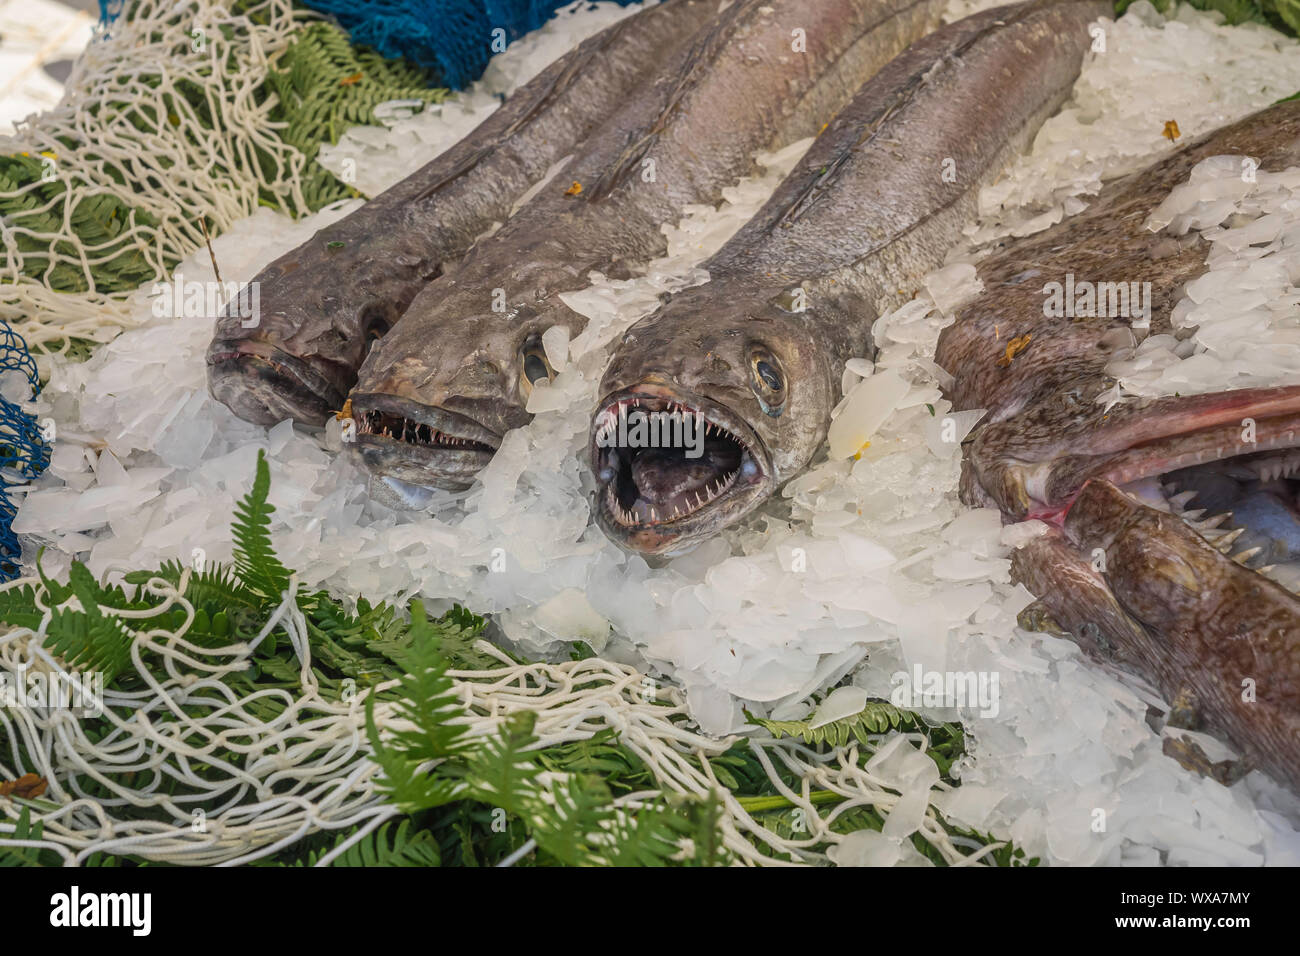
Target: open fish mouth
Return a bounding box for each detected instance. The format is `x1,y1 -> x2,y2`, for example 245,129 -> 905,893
349,392 -> 500,490
1015,386 -> 1300,594
207,338 -> 346,427
589,383 -> 772,554
1006,390 -> 1300,792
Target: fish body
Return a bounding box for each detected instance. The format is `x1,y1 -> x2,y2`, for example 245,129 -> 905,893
934,100 -> 1300,791
591,0 -> 1107,554
347,0 -> 950,497
206,0 -> 722,428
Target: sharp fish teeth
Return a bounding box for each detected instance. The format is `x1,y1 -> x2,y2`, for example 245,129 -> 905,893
1195,513 -> 1231,531
1216,528 -> 1245,552
1169,490 -> 1198,510
1232,547 -> 1263,565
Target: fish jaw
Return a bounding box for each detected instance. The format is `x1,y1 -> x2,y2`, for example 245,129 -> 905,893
205,222 -> 441,428
1011,479 -> 1300,792
347,290 -> 573,494
590,380 -> 775,555
1066,481 -> 1300,671
971,385 -> 1300,521
592,282 -> 837,553
347,391 -> 502,491
207,336 -> 348,429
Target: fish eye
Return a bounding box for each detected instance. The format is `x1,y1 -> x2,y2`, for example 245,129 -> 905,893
749,345 -> 786,416
519,336 -> 555,396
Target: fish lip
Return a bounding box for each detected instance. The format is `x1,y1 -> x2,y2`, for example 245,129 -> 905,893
207,338 -> 345,426
588,381 -> 774,555
1013,387 -> 1300,521
348,392 -> 501,486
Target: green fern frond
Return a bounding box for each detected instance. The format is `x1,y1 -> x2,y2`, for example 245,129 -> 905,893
33,561 -> 136,682
124,560 -> 260,615
273,818 -> 442,867
747,701 -> 966,779
367,605 -> 474,811
747,699 -> 923,747
0,582 -> 45,631
231,449 -> 294,602
460,711 -> 543,814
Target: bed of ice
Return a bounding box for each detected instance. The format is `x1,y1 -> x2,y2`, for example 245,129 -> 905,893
16,0 -> 1300,865
1106,157 -> 1300,399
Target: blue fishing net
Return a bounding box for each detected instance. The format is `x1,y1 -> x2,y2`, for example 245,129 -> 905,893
295,0 -> 637,88
99,1 -> 637,89
0,323 -> 52,582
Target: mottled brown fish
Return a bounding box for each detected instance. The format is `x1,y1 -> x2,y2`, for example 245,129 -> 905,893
206,0 -> 722,427
345,0 -> 950,502
590,0 -> 1106,554
934,100 -> 1300,792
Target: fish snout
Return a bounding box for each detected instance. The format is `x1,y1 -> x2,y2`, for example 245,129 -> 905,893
206,336 -> 346,428
206,249 -> 419,428
346,391 -> 503,495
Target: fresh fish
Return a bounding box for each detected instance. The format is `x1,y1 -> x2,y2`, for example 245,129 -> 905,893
933,100 -> 1300,791
206,0 -> 722,427
347,0 -> 949,498
591,0 -> 1106,554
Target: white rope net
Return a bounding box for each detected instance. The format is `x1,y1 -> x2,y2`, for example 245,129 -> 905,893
0,571 -> 988,866
0,0 -> 313,351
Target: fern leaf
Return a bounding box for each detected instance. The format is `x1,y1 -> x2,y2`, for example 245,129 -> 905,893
0,582 -> 44,630
366,608 -> 474,811
231,449 -> 293,601
461,711 -> 542,814
318,819 -> 441,867
747,699 -> 923,747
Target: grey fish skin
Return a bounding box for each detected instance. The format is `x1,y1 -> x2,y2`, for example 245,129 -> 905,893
205,0 -> 721,429
592,0 -> 1107,555
933,101 -> 1300,791
348,0 -> 949,495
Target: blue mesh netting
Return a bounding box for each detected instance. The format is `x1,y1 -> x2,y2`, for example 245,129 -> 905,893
293,0 -> 638,89
0,323 -> 52,582
99,1 -> 638,90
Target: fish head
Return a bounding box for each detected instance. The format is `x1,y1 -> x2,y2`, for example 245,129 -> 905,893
591,281 -> 836,554
206,225 -> 439,428
981,383 -> 1300,784
345,288 -> 586,495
